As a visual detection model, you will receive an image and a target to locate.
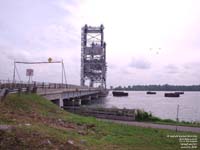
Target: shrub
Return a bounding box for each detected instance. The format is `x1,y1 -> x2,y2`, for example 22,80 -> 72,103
135,109 -> 152,121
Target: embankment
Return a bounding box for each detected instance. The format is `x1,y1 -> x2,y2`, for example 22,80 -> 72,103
0,93 -> 199,150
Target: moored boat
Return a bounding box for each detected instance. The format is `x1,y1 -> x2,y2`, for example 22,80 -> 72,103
164,93 -> 180,97
112,91 -> 128,97
174,92 -> 184,95
146,91 -> 156,94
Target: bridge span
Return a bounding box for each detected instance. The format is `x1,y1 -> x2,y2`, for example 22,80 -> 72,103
0,80 -> 108,107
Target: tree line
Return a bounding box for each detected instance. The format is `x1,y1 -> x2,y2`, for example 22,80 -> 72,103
113,84 -> 200,91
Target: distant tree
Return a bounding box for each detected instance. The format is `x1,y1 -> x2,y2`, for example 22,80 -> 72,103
127,85 -> 131,90
114,84 -> 200,91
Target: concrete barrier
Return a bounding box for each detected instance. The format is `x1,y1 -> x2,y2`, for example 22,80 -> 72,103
64,106 -> 136,121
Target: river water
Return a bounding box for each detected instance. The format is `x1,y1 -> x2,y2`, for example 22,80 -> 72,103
91,91 -> 200,122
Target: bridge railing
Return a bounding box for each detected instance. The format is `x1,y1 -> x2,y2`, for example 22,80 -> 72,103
0,80 -> 69,89
0,80 -> 102,91
0,86 -> 37,101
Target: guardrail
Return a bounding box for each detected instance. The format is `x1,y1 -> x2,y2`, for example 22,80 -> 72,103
0,87 -> 37,101
0,80 -> 99,90
0,81 -> 68,89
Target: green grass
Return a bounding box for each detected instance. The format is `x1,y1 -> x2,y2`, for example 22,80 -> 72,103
0,93 -> 199,150
135,109 -> 200,127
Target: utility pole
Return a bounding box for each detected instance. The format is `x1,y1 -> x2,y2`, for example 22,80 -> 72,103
176,104 -> 179,132
62,60 -> 63,85
13,61 -> 16,83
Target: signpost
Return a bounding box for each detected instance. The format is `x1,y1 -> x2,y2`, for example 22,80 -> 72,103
26,69 -> 34,83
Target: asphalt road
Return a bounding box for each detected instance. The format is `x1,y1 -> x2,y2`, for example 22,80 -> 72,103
100,119 -> 200,133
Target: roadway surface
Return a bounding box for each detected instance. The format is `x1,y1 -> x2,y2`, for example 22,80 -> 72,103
100,119 -> 200,133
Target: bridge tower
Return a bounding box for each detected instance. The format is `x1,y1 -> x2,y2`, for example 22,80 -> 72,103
81,24 -> 107,89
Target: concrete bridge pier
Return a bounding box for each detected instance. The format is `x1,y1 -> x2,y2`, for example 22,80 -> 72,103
81,96 -> 92,105
89,94 -> 100,104
91,94 -> 99,99
73,98 -> 82,106
59,95 -> 64,108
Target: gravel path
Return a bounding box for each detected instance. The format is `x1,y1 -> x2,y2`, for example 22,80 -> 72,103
100,119 -> 200,133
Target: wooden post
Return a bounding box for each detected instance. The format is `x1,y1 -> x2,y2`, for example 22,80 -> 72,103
12,61 -> 16,83
18,88 -> 22,95
176,104 -> 179,132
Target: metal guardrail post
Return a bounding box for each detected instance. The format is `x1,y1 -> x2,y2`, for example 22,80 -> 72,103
42,82 -> 44,89
18,88 -> 22,95
32,83 -> 37,93
26,86 -> 30,94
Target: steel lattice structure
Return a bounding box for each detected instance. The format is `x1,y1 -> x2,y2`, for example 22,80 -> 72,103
81,24 -> 107,88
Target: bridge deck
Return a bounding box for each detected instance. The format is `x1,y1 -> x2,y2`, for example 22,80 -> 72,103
38,88 -> 102,100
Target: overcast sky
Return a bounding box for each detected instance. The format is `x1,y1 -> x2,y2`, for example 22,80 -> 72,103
0,0 -> 200,87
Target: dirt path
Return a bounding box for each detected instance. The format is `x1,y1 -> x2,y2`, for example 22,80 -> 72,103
100,119 -> 200,133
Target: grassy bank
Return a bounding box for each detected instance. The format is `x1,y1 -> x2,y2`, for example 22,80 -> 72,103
0,94 -> 199,149
135,109 -> 200,127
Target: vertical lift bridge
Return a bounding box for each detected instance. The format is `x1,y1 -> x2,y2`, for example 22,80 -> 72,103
81,24 -> 107,89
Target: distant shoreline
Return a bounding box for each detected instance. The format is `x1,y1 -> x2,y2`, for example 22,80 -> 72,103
114,90 -> 200,92
113,84 -> 200,91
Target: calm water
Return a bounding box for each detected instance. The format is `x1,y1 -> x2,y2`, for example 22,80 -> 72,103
91,91 -> 200,122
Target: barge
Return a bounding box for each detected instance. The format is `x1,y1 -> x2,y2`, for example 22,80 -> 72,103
164,93 -> 180,97
174,91 -> 184,95
146,91 -> 156,94
112,91 -> 128,97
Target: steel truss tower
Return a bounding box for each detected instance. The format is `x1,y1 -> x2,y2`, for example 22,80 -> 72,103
81,24 -> 107,88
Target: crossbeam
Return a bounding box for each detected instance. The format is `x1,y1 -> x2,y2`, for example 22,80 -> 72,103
13,60 -> 67,85
15,61 -> 62,64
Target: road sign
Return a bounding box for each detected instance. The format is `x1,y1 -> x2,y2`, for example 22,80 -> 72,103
26,69 -> 34,76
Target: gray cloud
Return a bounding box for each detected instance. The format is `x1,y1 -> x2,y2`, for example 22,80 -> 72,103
129,58 -> 151,69
0,44 -> 26,61
182,62 -> 200,81
165,64 -> 179,74
183,62 -> 200,70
